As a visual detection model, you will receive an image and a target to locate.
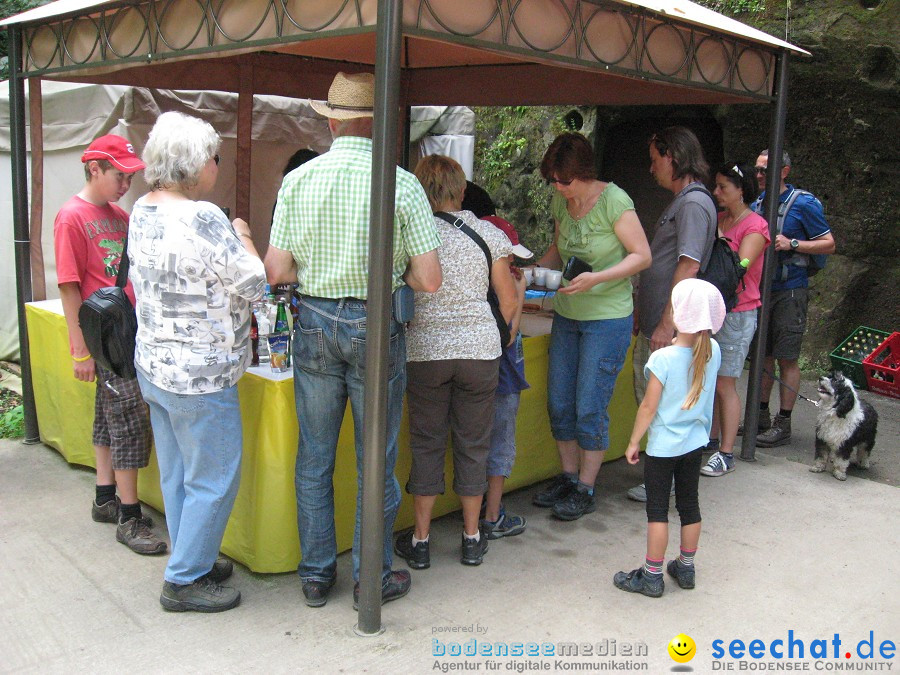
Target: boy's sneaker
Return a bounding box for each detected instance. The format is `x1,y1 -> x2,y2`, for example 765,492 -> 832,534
393,530 -> 430,569
532,474 -> 576,507
613,567 -> 664,598
626,481 -> 675,503
160,578 -> 240,613
461,532 -> 489,565
353,570 -> 411,610
667,559 -> 695,590
116,517 -> 167,555
480,510 -> 526,540
551,488 -> 596,521
91,496 -> 120,523
700,451 -> 735,477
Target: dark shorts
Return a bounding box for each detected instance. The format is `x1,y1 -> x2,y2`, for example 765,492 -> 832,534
764,288 -> 808,361
92,365 -> 152,470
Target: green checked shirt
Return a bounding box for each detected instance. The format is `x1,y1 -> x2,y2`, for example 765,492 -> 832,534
269,136 -> 440,298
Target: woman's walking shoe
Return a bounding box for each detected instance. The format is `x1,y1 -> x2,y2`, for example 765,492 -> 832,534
394,530 -> 431,569
301,577 -> 336,608
666,559 -> 696,589
532,473 -> 576,507
353,570 -> 411,610
160,578 -> 241,613
612,567 -> 664,598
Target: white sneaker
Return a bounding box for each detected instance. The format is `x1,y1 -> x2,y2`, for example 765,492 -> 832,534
701,451 -> 736,477
626,481 -> 676,503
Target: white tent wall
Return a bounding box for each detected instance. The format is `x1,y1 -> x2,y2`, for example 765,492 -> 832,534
0,82 -> 474,361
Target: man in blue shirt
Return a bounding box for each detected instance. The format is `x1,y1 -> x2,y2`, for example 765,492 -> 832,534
751,149 -> 835,447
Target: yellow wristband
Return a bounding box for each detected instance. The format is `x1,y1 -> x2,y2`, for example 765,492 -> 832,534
72,354 -> 92,363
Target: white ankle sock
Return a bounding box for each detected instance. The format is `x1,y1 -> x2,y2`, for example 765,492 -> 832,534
412,534 -> 428,546
463,530 -> 481,542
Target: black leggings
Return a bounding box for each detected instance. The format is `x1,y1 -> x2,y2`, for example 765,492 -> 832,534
644,448 -> 703,525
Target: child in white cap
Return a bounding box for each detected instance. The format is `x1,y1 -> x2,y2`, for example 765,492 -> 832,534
614,278 -> 725,597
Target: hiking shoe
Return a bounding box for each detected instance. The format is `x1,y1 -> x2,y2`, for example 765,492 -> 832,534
91,496 -> 120,523
667,559 -> 695,590
756,414 -> 791,447
481,510 -> 526,540
160,578 -> 240,613
301,577 -> 336,608
394,530 -> 430,569
532,474 -> 576,507
116,517 -> 167,555
353,570 -> 411,610
700,451 -> 735,477
613,567 -> 664,598
551,488 -> 596,521
626,481 -> 675,503
461,532 -> 489,565
203,558 -> 234,584
738,411 -> 772,436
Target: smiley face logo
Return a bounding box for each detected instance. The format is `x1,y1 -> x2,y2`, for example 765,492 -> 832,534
668,634 -> 696,663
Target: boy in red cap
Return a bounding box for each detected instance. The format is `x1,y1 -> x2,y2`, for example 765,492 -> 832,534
53,134 -> 166,555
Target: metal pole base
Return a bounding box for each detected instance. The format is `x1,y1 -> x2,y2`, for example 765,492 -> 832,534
353,623 -> 386,638
22,436 -> 41,445
737,453 -> 757,462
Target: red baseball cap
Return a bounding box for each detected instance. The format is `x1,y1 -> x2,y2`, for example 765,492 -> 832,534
482,215 -> 533,259
81,134 -> 145,173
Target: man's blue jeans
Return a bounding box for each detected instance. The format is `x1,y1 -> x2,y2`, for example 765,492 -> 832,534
292,296 -> 405,584
547,313 -> 632,451
136,371 -> 243,585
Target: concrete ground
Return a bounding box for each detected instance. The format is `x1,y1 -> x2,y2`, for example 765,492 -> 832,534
0,374 -> 897,674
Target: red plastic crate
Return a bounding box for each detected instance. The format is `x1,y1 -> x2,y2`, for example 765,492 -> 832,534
863,332 -> 900,399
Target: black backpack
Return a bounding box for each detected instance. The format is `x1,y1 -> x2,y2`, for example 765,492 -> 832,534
78,239 -> 137,379
688,186 -> 747,312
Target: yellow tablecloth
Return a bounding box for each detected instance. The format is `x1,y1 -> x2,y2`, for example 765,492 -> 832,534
25,301 -> 637,573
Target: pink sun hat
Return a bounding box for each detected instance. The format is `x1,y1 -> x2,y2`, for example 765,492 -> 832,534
671,279 -> 726,334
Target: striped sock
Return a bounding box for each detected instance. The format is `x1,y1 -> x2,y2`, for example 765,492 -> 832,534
679,548 -> 697,567
644,557 -> 664,577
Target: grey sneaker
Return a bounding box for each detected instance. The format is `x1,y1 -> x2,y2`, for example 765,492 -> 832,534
738,412 -> 772,436
667,559 -> 695,589
160,578 -> 240,613
116,517 -> 167,555
756,414 -> 791,447
700,451 -> 735,477
613,567 -> 664,598
91,497 -> 120,523
626,481 -> 676,503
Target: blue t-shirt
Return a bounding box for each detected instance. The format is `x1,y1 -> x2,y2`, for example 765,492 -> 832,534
497,332 -> 529,395
644,341 -> 721,458
753,185 -> 830,291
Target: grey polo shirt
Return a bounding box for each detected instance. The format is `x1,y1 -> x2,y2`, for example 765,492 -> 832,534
637,182 -> 717,338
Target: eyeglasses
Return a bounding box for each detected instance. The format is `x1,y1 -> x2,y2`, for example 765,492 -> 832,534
545,177 -> 573,186
213,154 -> 220,165
754,166 -> 767,175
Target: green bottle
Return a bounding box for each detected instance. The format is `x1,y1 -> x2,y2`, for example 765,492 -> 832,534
274,299 -> 289,335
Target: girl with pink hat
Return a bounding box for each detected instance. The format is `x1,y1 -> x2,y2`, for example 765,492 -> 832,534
613,279 -> 724,598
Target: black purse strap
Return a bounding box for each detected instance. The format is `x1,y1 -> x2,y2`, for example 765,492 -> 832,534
115,236 -> 129,289
434,211 -> 493,278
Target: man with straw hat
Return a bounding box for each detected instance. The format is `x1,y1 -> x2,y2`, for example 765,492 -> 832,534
265,71 -> 442,610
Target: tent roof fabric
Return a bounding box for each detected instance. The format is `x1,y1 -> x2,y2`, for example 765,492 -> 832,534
2,0 -> 807,106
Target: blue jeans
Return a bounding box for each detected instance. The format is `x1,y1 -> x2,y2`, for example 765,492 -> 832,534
292,296 -> 405,584
547,314 -> 632,451
136,372 -> 243,585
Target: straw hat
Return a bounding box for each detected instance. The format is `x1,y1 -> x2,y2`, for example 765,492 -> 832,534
671,279 -> 726,334
310,72 -> 375,119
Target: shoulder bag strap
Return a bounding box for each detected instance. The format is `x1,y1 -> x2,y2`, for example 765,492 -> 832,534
682,185 -> 719,273
115,236 -> 129,289
434,211 -> 493,277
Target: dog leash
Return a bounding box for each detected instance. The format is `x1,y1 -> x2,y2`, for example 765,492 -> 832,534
763,368 -> 819,407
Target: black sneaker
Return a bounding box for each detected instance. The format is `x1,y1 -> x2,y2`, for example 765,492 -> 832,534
551,488 -> 596,521
666,559 -> 696,589
613,567 -> 664,598
203,558 -> 234,584
461,531 -> 489,566
393,530 -> 430,569
302,577 -> 336,608
160,577 -> 241,613
353,570 -> 411,610
532,474 -> 576,507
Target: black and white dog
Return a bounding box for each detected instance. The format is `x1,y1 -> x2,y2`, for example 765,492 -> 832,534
811,372 -> 878,481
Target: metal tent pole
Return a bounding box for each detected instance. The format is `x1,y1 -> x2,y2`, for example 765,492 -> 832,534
356,0 -> 403,636
8,26 -> 40,444
741,50 -> 790,461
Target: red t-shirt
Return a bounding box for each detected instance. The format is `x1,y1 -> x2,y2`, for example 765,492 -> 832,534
719,211 -> 770,313
54,195 -> 135,304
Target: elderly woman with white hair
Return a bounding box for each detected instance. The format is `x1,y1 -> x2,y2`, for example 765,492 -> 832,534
129,111 -> 266,613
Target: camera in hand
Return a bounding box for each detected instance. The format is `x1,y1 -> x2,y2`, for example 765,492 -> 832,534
563,256 -> 592,281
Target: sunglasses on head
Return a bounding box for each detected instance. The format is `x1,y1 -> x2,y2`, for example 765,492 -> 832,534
546,177 -> 574,186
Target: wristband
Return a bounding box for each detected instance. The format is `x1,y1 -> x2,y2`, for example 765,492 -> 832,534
72,354 -> 92,362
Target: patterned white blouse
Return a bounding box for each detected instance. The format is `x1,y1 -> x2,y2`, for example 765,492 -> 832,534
406,210 -> 513,362
128,198 -> 266,394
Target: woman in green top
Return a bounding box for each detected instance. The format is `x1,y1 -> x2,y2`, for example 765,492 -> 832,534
531,132 -> 652,521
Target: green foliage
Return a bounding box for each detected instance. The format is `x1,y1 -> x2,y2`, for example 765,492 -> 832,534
0,0 -> 54,80
0,405 -> 24,439
479,130 -> 528,195
695,0 -> 766,13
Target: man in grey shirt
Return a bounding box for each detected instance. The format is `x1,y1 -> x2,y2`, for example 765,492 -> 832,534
628,126 -> 717,502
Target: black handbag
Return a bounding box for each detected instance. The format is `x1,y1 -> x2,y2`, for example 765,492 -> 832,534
434,212 -> 512,348
78,238 -> 138,379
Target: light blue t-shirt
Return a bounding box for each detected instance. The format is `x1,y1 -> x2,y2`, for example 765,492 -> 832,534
644,341 -> 721,458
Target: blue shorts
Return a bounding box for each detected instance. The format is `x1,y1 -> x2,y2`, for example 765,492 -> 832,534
715,309 -> 757,378
487,392 -> 520,478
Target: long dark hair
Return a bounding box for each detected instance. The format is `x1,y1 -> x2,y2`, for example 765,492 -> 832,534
716,161 -> 758,205
649,126 -> 709,183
